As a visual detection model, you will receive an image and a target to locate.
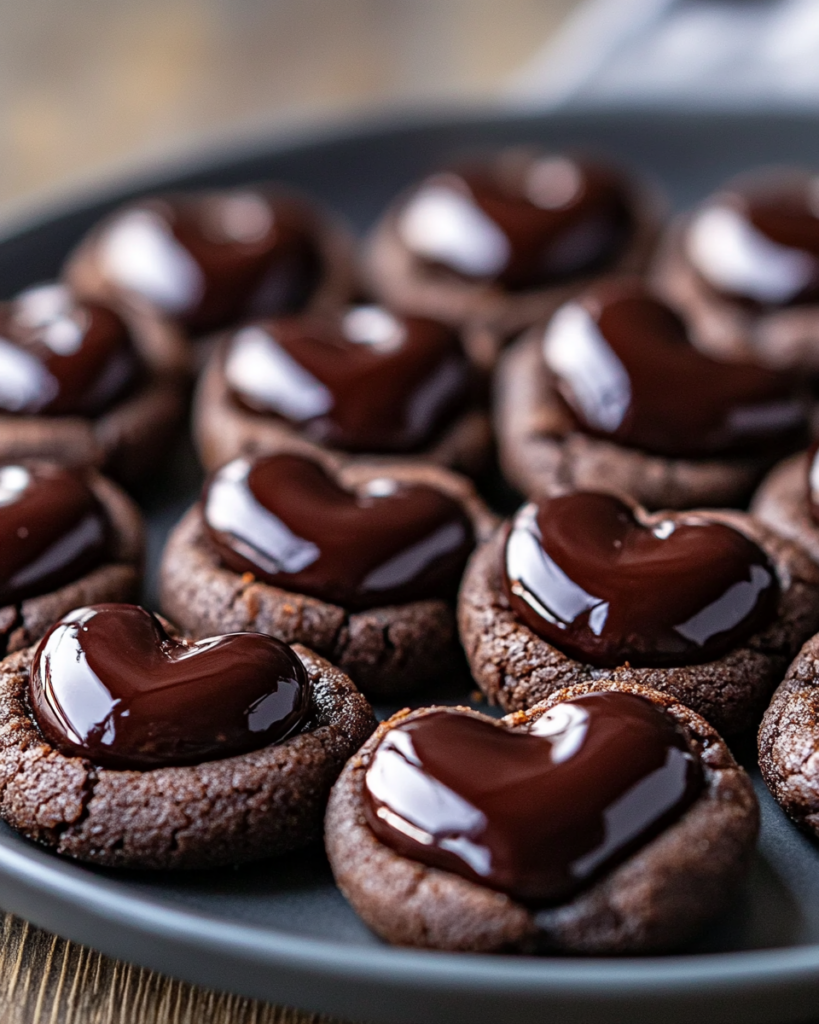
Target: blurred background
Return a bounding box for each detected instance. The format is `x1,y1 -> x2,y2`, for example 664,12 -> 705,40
4,0 -> 819,212
0,0 -> 577,209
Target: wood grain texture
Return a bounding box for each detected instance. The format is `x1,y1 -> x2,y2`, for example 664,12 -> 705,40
0,913 -> 345,1024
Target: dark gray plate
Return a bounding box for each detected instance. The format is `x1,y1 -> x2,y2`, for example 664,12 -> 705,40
2,109 -> 819,1024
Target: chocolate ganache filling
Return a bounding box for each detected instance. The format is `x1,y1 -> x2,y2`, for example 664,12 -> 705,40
30,603 -> 310,770
0,284 -> 137,417
395,154 -> 633,290
203,454 -> 475,610
542,281 -> 808,458
504,492 -> 778,667
94,190 -> 324,332
224,305 -> 470,453
685,172 -> 819,306
363,694 -> 703,903
0,463 -> 110,606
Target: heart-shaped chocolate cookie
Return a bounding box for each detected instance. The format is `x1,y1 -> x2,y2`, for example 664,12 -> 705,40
0,463 -> 110,605
202,454 -> 475,610
364,693 -> 703,903
504,492 -> 778,667
224,306 -> 470,453
30,604 -> 310,770
396,154 -> 632,289
685,172 -> 819,305
542,281 -> 808,458
95,191 -> 324,333
0,284 -> 137,417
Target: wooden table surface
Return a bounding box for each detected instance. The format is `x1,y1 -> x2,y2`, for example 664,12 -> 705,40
0,912 -> 344,1024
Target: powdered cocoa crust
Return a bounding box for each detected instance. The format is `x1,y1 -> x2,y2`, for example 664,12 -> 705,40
325,683 -> 758,954
363,173 -> 663,371
457,512 -> 819,736
652,217 -> 819,370
0,642 -> 374,870
0,377 -> 185,487
758,633 -> 819,838
160,460 -> 498,696
64,189 -> 359,377
191,343 -> 493,479
0,467 -> 143,656
495,329 -> 769,510
751,452 -> 819,564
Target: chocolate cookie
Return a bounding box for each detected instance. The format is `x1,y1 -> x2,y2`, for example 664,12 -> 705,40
325,682 -> 758,954
0,283 -> 184,485
64,185 -> 357,373
495,279 -> 809,510
0,462 -> 142,655
652,168 -> 819,370
365,149 -> 663,369
752,449 -> 819,565
192,304 -> 492,477
0,605 -> 375,869
458,492 -> 819,735
758,631 -> 819,838
160,453 -> 496,696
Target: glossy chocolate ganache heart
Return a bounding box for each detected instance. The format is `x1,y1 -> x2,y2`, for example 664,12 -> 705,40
542,281 -> 808,458
0,463 -> 110,606
224,306 -> 471,452
203,454 -> 475,610
395,154 -> 633,290
364,694 -> 703,903
0,283 -> 137,417
685,171 -> 819,306
94,190 -> 324,333
30,604 -> 310,770
504,492 -> 778,668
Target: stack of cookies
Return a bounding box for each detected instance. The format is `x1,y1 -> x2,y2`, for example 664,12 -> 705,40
3,151 -> 819,957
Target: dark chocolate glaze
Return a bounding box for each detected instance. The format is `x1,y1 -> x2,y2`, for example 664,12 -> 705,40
203,454 -> 475,610
224,305 -> 471,453
0,284 -> 137,417
504,492 -> 778,668
0,463 -> 110,606
543,281 -> 808,458
95,190 -> 325,333
686,173 -> 819,305
363,694 -> 703,903
30,604 -> 310,770
395,154 -> 634,290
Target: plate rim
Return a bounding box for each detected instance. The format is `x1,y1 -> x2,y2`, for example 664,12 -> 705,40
3,825 -> 819,992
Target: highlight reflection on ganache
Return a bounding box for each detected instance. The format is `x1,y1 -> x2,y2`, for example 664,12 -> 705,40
363,694 -> 703,903
685,172 -> 819,305
808,443 -> 819,526
0,463 -> 110,606
95,190 -> 325,333
396,155 -> 633,290
30,604 -> 310,770
224,305 -> 470,453
202,454 -> 475,610
503,492 -> 778,667
0,284 -> 137,417
542,281 -> 808,458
